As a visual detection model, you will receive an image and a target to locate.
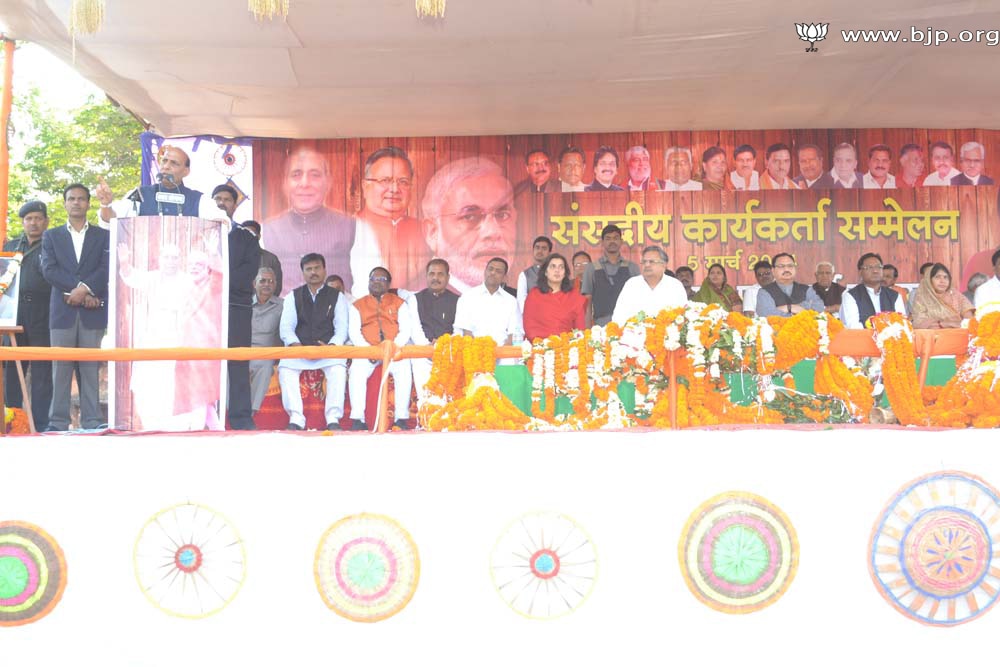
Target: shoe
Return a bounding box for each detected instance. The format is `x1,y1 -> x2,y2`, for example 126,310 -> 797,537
287,423 -> 304,431
350,419 -> 368,432
326,422 -> 342,431
231,420 -> 257,431
393,419 -> 413,431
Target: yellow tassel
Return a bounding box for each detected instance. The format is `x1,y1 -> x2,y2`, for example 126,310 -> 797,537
68,0 -> 105,36
248,0 -> 289,21
415,0 -> 446,18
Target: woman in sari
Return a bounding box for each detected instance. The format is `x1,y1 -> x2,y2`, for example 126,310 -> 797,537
692,263 -> 743,312
910,263 -> 975,329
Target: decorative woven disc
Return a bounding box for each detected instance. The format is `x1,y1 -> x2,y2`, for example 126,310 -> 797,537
314,513 -> 420,623
869,471 -> 1000,626
679,491 -> 799,614
0,521 -> 68,627
490,511 -> 598,619
133,502 -> 246,619
213,144 -> 247,177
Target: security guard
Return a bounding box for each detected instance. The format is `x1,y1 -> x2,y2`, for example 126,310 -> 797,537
3,200 -> 53,430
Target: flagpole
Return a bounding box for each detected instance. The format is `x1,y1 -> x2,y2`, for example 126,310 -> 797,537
0,36 -> 14,245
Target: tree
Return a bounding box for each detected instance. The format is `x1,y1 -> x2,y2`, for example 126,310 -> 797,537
5,86 -> 143,239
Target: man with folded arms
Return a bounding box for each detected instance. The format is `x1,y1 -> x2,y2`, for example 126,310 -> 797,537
278,253 -> 348,431
754,252 -> 824,317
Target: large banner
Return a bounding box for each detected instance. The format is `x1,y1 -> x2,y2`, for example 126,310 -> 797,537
252,129 -> 1000,296
109,216 -> 230,431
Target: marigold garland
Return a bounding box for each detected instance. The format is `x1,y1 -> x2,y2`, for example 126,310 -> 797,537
420,302 -> 996,432
868,312 -> 929,426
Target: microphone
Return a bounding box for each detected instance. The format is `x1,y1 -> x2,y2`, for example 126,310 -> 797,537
154,173 -> 184,215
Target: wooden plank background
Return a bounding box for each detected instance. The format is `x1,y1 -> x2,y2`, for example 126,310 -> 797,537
253,129 -> 999,290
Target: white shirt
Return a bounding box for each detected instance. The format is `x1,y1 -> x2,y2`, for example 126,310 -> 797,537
729,170 -> 760,191
830,168 -> 859,189
560,181 -> 587,192
278,286 -> 350,369
67,221 -> 89,263
974,275 -> 1000,308
959,173 -> 982,185
453,283 -> 523,345
839,284 -> 907,329
612,274 -> 688,325
742,284 -> 761,313
659,179 -> 703,191
922,168 -> 961,186
863,172 -> 896,189
515,269 -> 533,312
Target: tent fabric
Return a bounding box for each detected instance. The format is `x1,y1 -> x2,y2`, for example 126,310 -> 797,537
2,1 -> 1000,138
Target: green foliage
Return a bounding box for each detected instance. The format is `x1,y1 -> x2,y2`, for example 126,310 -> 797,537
4,85 -> 143,240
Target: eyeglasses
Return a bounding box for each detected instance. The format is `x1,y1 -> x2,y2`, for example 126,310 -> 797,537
641,259 -> 665,265
364,177 -> 412,189
440,206 -> 514,226
370,276 -> 390,283
773,263 -> 796,269
861,264 -> 883,271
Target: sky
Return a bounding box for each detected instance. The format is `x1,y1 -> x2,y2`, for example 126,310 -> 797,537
12,41 -> 102,112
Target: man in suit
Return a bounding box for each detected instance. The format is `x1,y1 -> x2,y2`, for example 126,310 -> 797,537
40,184 -> 109,431
4,200 -> 53,430
951,141 -> 994,186
240,220 -> 283,295
220,193 -> 263,431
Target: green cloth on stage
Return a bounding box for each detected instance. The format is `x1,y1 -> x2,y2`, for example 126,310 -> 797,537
495,364 -> 636,417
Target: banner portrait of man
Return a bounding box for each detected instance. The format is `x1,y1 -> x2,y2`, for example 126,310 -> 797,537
110,217 -> 229,431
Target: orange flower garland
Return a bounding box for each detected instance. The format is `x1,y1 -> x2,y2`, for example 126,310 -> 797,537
4,407 -> 30,434
868,312 -> 929,426
814,355 -> 874,421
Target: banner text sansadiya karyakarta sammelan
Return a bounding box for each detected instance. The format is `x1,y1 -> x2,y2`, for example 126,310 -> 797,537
251,128 -> 1000,296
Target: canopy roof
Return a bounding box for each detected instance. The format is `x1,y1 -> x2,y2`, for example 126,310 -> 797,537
3,0 -> 999,138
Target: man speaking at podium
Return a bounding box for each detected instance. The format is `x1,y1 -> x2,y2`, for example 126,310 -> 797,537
95,145 -> 221,220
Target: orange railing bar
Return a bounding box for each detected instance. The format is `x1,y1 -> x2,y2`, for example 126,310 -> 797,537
0,328 -> 973,433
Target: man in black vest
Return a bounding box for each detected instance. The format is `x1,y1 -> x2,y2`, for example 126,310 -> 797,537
95,146 -> 220,220
277,252 -> 349,431
840,252 -> 906,328
580,224 -> 640,326
4,200 -> 53,430
755,252 -> 825,317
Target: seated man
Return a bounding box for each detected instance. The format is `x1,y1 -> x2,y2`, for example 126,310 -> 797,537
278,253 -> 348,431
454,257 -> 524,365
410,259 -> 459,399
754,252 -> 825,317
612,246 -> 688,324
812,261 -> 845,315
741,260 -> 773,317
348,267 -> 413,431
840,253 -> 906,328
249,267 -> 283,414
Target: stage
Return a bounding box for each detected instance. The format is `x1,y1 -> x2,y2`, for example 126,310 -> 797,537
2,427 -> 998,665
